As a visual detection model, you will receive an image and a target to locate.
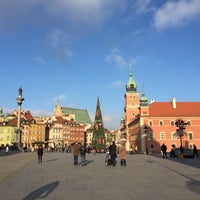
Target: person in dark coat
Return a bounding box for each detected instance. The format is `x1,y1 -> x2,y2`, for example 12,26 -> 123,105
193,144 -> 199,158
37,145 -> 43,164
161,143 -> 167,159
79,144 -> 86,166
109,141 -> 117,166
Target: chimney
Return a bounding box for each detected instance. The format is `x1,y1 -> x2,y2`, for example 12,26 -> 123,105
150,99 -> 155,104
172,98 -> 176,109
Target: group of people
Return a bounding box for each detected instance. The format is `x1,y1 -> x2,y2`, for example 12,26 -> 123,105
72,142 -> 87,166
72,141 -> 127,167
36,142 -> 199,166
162,143 -> 199,159
106,141 -> 127,167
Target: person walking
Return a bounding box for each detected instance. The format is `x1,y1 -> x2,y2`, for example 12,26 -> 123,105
161,143 -> 167,159
5,145 -> 9,154
37,145 -> 43,164
109,141 -> 117,166
73,142 -> 80,166
120,142 -> 126,166
193,144 -> 199,158
80,143 -> 86,166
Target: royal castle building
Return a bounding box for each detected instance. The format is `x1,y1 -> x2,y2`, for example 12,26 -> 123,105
121,65 -> 200,154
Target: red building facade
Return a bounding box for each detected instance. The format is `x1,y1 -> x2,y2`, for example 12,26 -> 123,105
121,65 -> 200,153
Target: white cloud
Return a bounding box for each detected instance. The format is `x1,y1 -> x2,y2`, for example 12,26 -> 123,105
153,0 -> 200,30
134,0 -> 154,14
111,81 -> 124,88
105,49 -> 127,69
45,29 -> 74,60
105,54 -> 127,69
30,109 -> 52,117
103,113 -> 120,130
0,0 -> 128,34
34,56 -> 47,65
45,0 -> 127,26
0,0 -> 128,62
105,48 -> 139,70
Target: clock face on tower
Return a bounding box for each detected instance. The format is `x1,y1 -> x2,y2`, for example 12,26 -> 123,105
130,95 -> 135,105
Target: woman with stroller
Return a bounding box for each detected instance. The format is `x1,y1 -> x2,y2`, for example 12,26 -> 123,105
109,141 -> 117,166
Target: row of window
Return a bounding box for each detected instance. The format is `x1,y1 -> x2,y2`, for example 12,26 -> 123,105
149,120 -> 191,126
148,132 -> 194,140
53,128 -> 83,133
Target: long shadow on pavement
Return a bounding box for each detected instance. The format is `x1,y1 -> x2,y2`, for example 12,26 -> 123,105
45,158 -> 58,162
158,162 -> 200,196
77,159 -> 94,166
151,153 -> 200,169
22,181 -> 59,200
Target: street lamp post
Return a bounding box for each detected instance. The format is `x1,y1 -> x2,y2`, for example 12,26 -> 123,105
144,126 -> 148,154
16,87 -> 24,149
84,132 -> 87,147
175,118 -> 187,153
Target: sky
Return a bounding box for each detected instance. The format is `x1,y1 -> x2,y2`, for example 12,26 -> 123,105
0,0 -> 200,131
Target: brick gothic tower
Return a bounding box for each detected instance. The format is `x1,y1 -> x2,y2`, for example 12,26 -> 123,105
92,97 -> 106,152
124,65 -> 140,150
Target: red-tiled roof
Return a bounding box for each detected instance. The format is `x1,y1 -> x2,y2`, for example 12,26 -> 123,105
55,116 -> 64,123
149,102 -> 200,117
6,118 -> 17,126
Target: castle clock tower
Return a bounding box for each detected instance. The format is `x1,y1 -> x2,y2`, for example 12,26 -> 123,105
123,65 -> 140,151
124,65 -> 140,124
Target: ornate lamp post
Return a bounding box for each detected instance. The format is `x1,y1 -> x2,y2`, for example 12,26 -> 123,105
16,87 -> 24,148
144,126 -> 148,154
175,118 -> 187,153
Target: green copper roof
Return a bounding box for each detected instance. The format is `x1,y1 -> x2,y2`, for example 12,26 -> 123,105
140,85 -> 148,106
126,64 -> 137,92
61,107 -> 92,124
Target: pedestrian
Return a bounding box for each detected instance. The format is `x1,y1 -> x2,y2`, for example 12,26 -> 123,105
193,144 -> 199,158
170,145 -> 176,158
5,145 -> 9,154
37,145 -> 43,164
134,145 -> 138,154
73,142 -> 80,166
120,142 -> 126,166
79,143 -> 86,166
161,143 -> 167,159
109,141 -> 117,166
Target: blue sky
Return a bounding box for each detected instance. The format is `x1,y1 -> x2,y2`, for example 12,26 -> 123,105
1,0 -> 200,130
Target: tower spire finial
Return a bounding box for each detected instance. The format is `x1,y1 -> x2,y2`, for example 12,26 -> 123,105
126,64 -> 137,92
140,83 -> 148,107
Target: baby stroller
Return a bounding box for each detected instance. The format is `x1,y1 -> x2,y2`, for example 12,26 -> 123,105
105,151 -> 112,166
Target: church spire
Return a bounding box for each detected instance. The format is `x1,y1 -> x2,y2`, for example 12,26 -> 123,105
126,64 -> 137,92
